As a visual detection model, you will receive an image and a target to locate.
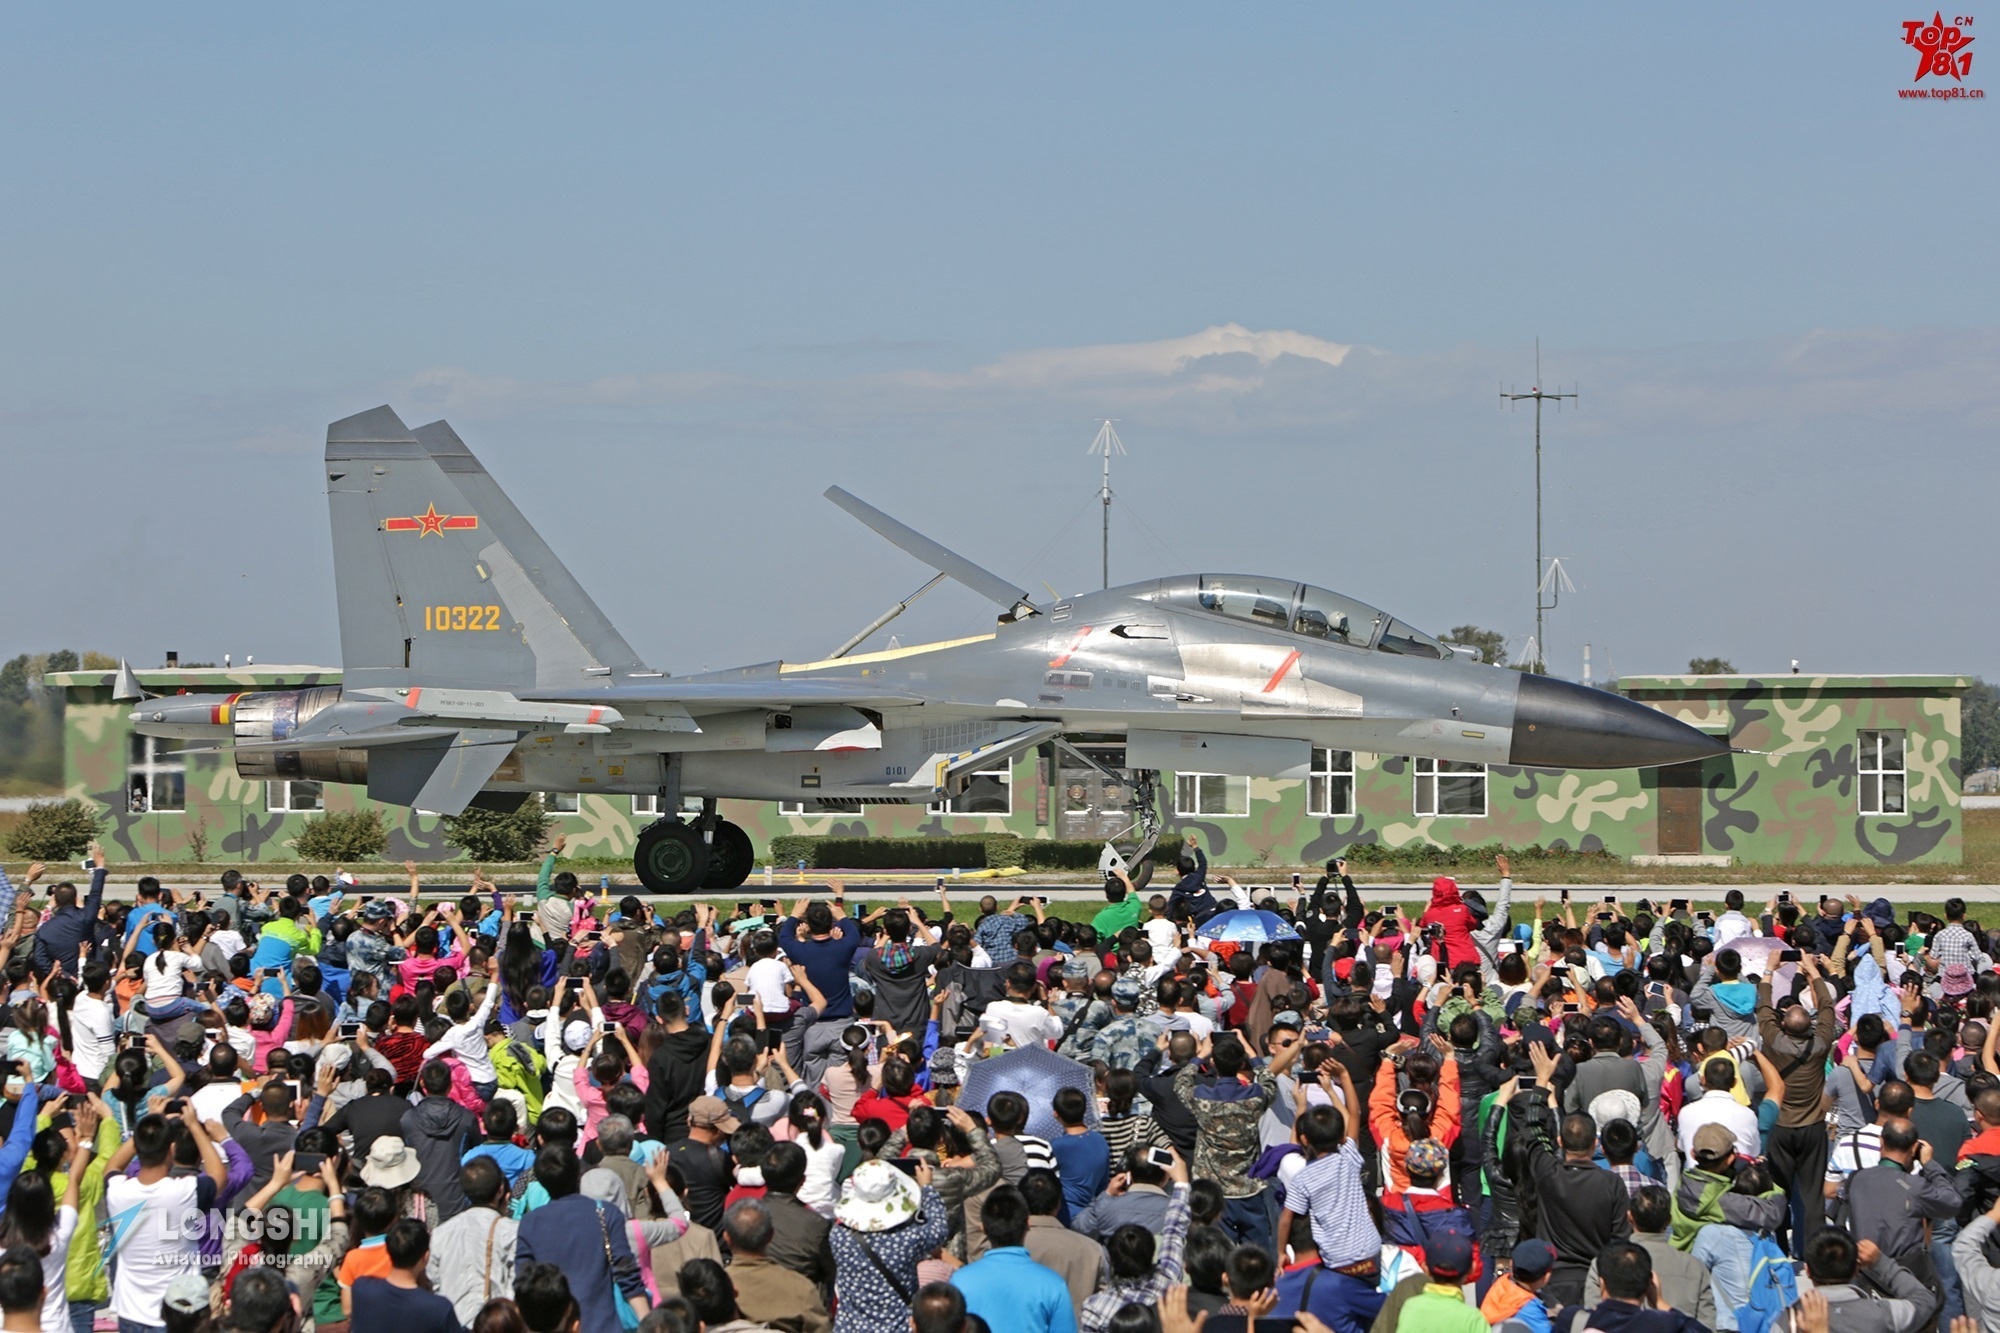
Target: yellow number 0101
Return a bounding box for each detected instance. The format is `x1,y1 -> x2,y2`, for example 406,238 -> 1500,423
425,605 -> 502,631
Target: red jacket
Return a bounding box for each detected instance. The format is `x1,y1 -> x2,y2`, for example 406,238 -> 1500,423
1418,878 -> 1481,970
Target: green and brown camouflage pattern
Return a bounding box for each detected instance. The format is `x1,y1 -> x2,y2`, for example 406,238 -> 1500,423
45,668 -> 1969,867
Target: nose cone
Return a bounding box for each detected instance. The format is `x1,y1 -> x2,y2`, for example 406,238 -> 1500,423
1509,674 -> 1730,770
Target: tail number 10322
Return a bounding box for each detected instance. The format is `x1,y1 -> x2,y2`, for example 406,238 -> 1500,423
425,604 -> 503,631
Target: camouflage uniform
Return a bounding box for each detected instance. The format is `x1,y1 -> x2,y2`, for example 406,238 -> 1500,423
1090,1010 -> 1154,1070
346,927 -> 408,986
1054,993 -> 1114,1059
1173,1059 -> 1279,1199
1119,963 -> 1160,1018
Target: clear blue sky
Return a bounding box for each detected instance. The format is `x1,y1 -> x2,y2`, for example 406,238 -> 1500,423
3,6 -> 1993,682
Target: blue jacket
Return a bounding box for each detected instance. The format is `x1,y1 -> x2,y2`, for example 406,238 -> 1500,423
951,1246 -> 1078,1333
515,1193 -> 648,1333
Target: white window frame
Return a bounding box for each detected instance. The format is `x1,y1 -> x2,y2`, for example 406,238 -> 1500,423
1308,748 -> 1356,817
544,792 -> 580,814
1857,729 -> 1907,816
1414,757 -> 1487,817
1173,772 -> 1250,818
266,780 -> 324,814
929,759 -> 1013,817
127,733 -> 186,813
632,794 -> 661,816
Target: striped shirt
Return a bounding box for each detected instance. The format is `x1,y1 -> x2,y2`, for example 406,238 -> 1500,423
1282,1140 -> 1379,1267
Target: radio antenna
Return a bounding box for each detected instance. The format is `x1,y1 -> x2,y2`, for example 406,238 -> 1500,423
1088,420 -> 1126,590
1501,339 -> 1577,674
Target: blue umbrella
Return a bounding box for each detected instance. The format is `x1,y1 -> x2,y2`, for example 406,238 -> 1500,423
956,1044 -> 1098,1140
1198,908 -> 1301,945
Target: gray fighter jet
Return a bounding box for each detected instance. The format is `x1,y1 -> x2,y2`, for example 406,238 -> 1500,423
127,406 -> 1727,893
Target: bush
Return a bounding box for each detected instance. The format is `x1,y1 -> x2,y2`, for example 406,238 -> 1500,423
3,799 -> 102,860
441,795 -> 550,863
292,809 -> 389,861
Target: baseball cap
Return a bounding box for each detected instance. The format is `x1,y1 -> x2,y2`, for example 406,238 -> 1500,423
688,1095 -> 742,1134
361,900 -> 396,922
1692,1122 -> 1738,1165
1403,1137 -> 1450,1180
1061,955 -> 1092,981
334,871 -> 358,888
1423,1229 -> 1475,1282
1511,1238 -> 1556,1281
164,1274 -> 211,1316
1110,977 -> 1142,1005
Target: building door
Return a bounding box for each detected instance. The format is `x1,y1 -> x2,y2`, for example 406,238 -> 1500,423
1657,762 -> 1703,855
1059,743 -> 1134,841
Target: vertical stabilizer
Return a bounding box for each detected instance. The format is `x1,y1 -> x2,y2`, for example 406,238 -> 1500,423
325,406 -> 644,692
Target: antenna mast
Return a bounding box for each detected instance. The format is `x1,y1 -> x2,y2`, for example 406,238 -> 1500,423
1088,420 -> 1126,590
1501,341 -> 1577,674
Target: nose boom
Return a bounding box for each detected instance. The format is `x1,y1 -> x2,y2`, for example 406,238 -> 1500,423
1509,674 -> 1729,770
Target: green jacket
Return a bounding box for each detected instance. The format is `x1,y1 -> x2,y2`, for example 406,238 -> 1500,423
1386,1285 -> 1490,1333
493,1036 -> 549,1123
40,1109 -> 123,1302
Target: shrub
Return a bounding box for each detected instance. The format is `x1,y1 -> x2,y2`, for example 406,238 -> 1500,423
3,799 -> 102,860
440,795 -> 550,863
292,809 -> 388,862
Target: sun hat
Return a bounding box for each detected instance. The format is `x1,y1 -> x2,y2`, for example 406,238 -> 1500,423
360,1135 -> 421,1189
164,1274 -> 212,1316
688,1095 -> 742,1135
835,1159 -> 923,1233
563,1019 -> 594,1054
1588,1089 -> 1642,1134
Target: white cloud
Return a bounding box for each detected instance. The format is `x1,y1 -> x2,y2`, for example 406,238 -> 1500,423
890,322 -> 1353,390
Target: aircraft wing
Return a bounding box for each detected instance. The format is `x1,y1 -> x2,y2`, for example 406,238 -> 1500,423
823,487 -> 1036,616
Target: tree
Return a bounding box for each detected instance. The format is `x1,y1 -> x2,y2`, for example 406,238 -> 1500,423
1687,657 -> 1736,675
1964,679 -> 2000,775
1443,626 -> 1508,667
292,809 -> 389,861
441,794 -> 551,862
4,799 -> 103,860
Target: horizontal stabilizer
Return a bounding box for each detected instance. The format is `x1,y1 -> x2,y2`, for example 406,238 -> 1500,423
824,487 -> 1035,616
367,728 -> 520,815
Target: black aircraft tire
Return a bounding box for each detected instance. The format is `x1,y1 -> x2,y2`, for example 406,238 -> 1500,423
701,821 -> 756,892
634,820 -> 711,894
1129,859 -> 1153,892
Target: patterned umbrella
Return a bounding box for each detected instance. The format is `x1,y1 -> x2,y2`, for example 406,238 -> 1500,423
956,1043 -> 1099,1140
1197,908 -> 1301,945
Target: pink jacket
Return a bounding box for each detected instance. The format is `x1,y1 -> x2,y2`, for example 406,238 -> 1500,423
573,1059 -> 649,1147
397,946 -> 467,990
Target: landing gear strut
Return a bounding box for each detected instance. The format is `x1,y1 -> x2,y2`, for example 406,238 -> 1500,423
632,798 -> 757,896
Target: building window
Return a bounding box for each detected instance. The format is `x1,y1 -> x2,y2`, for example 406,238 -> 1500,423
930,760 -> 1013,817
127,734 -> 186,813
1414,758 -> 1486,817
1858,730 -> 1907,816
1309,748 -> 1356,816
266,781 -> 323,813
632,794 -> 660,816
544,792 -> 580,814
1174,772 -> 1249,818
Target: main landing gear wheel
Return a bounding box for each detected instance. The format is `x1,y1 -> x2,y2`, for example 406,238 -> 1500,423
634,819 -> 710,894
701,820 -> 755,892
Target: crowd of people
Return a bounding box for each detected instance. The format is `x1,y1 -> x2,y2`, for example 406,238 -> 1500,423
0,834 -> 1994,1333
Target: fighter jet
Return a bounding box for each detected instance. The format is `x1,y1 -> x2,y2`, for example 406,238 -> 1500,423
127,406 -> 1729,893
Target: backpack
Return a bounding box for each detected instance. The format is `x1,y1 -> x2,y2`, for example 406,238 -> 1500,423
721,1083 -> 767,1119
1383,1194 -> 1480,1279
1733,1232 -> 1799,1333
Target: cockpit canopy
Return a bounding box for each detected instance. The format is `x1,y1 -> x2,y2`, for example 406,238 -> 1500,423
1147,574 -> 1449,659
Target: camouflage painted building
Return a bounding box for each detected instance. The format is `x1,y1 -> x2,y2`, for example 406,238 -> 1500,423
46,666 -> 1970,868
